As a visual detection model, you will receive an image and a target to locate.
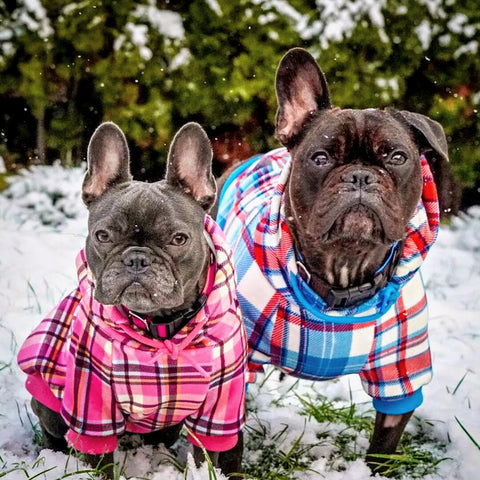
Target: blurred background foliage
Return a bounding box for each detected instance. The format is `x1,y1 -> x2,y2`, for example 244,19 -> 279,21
0,0 -> 479,207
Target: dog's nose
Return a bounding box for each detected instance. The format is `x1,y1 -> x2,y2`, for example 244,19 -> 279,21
341,168 -> 376,188
122,247 -> 151,273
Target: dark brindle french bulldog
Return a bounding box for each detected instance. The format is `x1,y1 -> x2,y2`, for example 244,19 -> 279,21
216,48 -> 454,475
18,122 -> 246,478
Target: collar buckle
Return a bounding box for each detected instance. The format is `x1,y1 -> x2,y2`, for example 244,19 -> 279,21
324,279 -> 382,309
297,242 -> 403,309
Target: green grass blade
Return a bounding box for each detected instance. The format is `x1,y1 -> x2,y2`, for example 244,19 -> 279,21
455,417 -> 480,450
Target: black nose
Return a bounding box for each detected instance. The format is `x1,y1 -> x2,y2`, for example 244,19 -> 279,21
122,247 -> 151,274
341,167 -> 377,188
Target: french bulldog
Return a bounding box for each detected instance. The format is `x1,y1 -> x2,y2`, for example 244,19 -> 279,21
18,122 -> 246,478
216,48 -> 454,475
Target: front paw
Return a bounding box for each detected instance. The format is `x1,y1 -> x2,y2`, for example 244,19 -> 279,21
366,452 -> 396,478
82,452 -> 115,479
192,433 -> 243,479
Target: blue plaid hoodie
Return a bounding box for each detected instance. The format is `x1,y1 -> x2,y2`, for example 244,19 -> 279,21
217,148 -> 440,414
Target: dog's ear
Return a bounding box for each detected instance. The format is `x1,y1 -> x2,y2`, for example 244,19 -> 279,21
166,122 -> 216,211
395,110 -> 459,216
275,48 -> 331,148
82,122 -> 132,206
396,110 -> 449,164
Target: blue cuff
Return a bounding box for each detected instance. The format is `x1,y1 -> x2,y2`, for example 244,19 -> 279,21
372,388 -> 423,414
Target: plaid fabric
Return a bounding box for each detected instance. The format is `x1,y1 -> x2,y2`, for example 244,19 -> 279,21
218,148 -> 439,405
17,216 -> 247,453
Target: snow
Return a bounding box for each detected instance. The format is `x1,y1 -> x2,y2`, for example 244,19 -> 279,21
16,0 -> 53,39
418,0 -> 447,19
255,0 -> 389,48
416,20 -> 434,51
0,165 -> 479,479
133,2 -> 185,40
205,0 -> 223,17
112,3 -> 185,62
454,41 -> 479,59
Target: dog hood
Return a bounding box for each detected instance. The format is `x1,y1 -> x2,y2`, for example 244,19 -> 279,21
217,148 -> 439,413
17,215 -> 247,454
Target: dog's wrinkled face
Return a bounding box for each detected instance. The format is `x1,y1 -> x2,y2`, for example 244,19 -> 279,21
85,182 -> 208,313
288,109 -> 423,246
82,122 -> 216,315
274,48 -> 452,286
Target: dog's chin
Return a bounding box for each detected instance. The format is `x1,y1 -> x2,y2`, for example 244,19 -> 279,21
327,205 -> 386,244
96,280 -> 184,314
120,283 -> 182,313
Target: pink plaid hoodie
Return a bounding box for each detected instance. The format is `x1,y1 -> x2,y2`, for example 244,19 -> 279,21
17,216 -> 247,455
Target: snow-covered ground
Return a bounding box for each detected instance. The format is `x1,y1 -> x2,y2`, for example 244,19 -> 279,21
0,165 -> 479,479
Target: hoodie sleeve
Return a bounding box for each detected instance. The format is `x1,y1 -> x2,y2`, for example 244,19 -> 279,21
185,310 -> 247,452
17,288 -> 81,405
359,273 -> 433,413
61,309 -> 124,454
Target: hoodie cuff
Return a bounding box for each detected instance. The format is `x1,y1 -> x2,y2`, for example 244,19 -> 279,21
187,432 -> 238,452
25,374 -> 61,412
66,429 -> 117,454
372,388 -> 423,415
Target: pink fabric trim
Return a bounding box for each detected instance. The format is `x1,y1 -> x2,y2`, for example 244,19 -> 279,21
25,374 -> 61,412
66,429 -> 117,454
187,432 -> 238,452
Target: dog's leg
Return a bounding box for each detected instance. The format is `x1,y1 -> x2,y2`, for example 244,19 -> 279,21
31,398 -> 68,452
217,430 -> 243,478
193,431 -> 243,479
366,411 -> 413,475
31,398 -> 115,478
82,452 -> 115,479
142,422 -> 184,448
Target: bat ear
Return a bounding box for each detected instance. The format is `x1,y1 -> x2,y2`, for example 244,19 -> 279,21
395,110 -> 459,217
82,122 -> 132,206
396,110 -> 449,164
165,122 -> 217,211
275,48 -> 331,148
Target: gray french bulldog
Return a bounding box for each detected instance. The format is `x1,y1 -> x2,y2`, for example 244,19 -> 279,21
216,48 -> 455,475
18,122 -> 246,478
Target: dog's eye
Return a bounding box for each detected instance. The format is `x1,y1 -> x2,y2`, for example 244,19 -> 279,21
95,230 -> 111,243
389,152 -> 408,165
311,151 -> 329,167
170,233 -> 189,246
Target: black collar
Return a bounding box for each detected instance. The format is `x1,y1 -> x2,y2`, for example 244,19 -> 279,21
296,242 -> 403,309
128,293 -> 208,340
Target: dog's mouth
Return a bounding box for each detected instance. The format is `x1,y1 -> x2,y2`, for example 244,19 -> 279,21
94,264 -> 185,314
119,276 -> 184,313
328,204 -> 384,242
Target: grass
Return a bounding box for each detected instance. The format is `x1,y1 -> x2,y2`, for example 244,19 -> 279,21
455,417 -> 480,451
3,374 -> 453,480
183,429 -> 220,480
370,423 -> 451,478
0,452 -> 108,479
0,455 -> 58,479
242,376 -> 453,480
0,173 -> 12,192
299,391 -> 451,478
242,418 -> 322,480
297,392 -> 374,467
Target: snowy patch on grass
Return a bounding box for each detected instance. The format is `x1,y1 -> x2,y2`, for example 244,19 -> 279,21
1,165 -> 479,479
